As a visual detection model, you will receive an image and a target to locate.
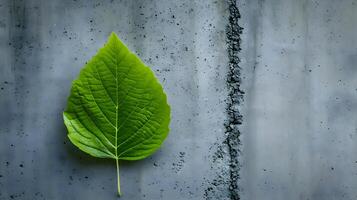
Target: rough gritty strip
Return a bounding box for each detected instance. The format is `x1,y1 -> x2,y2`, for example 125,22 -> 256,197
204,0 -> 243,199
225,0 -> 243,199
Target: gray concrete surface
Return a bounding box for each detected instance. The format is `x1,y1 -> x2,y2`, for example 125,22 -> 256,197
0,0 -> 231,199
240,0 -> 357,199
2,0 -> 357,199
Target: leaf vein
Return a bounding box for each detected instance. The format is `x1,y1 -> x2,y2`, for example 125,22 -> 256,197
117,106 -> 156,149
75,86 -> 116,150
84,77 -> 117,128
92,62 -> 116,106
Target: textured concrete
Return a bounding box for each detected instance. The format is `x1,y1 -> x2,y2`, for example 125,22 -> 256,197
240,0 -> 357,199
0,0 -> 231,199
2,0 -> 357,199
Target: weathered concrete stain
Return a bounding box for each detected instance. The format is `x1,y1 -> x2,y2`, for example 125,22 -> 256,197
204,0 -> 243,199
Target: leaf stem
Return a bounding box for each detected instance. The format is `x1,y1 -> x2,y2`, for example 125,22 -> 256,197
116,158 -> 121,196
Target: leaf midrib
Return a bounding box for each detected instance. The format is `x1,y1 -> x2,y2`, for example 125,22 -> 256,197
115,50 -> 119,160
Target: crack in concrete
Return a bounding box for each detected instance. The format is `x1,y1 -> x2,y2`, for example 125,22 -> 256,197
204,0 -> 243,199
225,0 -> 243,199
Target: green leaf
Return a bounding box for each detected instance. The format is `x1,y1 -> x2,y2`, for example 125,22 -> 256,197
63,32 -> 170,196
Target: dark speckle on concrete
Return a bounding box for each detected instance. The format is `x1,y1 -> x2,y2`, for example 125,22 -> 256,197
205,0 -> 243,199
0,0 -> 231,199
171,152 -> 186,173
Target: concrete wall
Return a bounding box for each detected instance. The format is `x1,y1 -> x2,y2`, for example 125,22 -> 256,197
1,0 -> 357,199
0,0 -> 231,199
240,0 -> 357,199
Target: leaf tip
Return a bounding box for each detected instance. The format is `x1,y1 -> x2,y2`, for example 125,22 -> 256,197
109,32 -> 120,43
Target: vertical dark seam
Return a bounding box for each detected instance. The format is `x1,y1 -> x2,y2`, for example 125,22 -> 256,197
204,0 -> 243,199
225,0 -> 243,199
